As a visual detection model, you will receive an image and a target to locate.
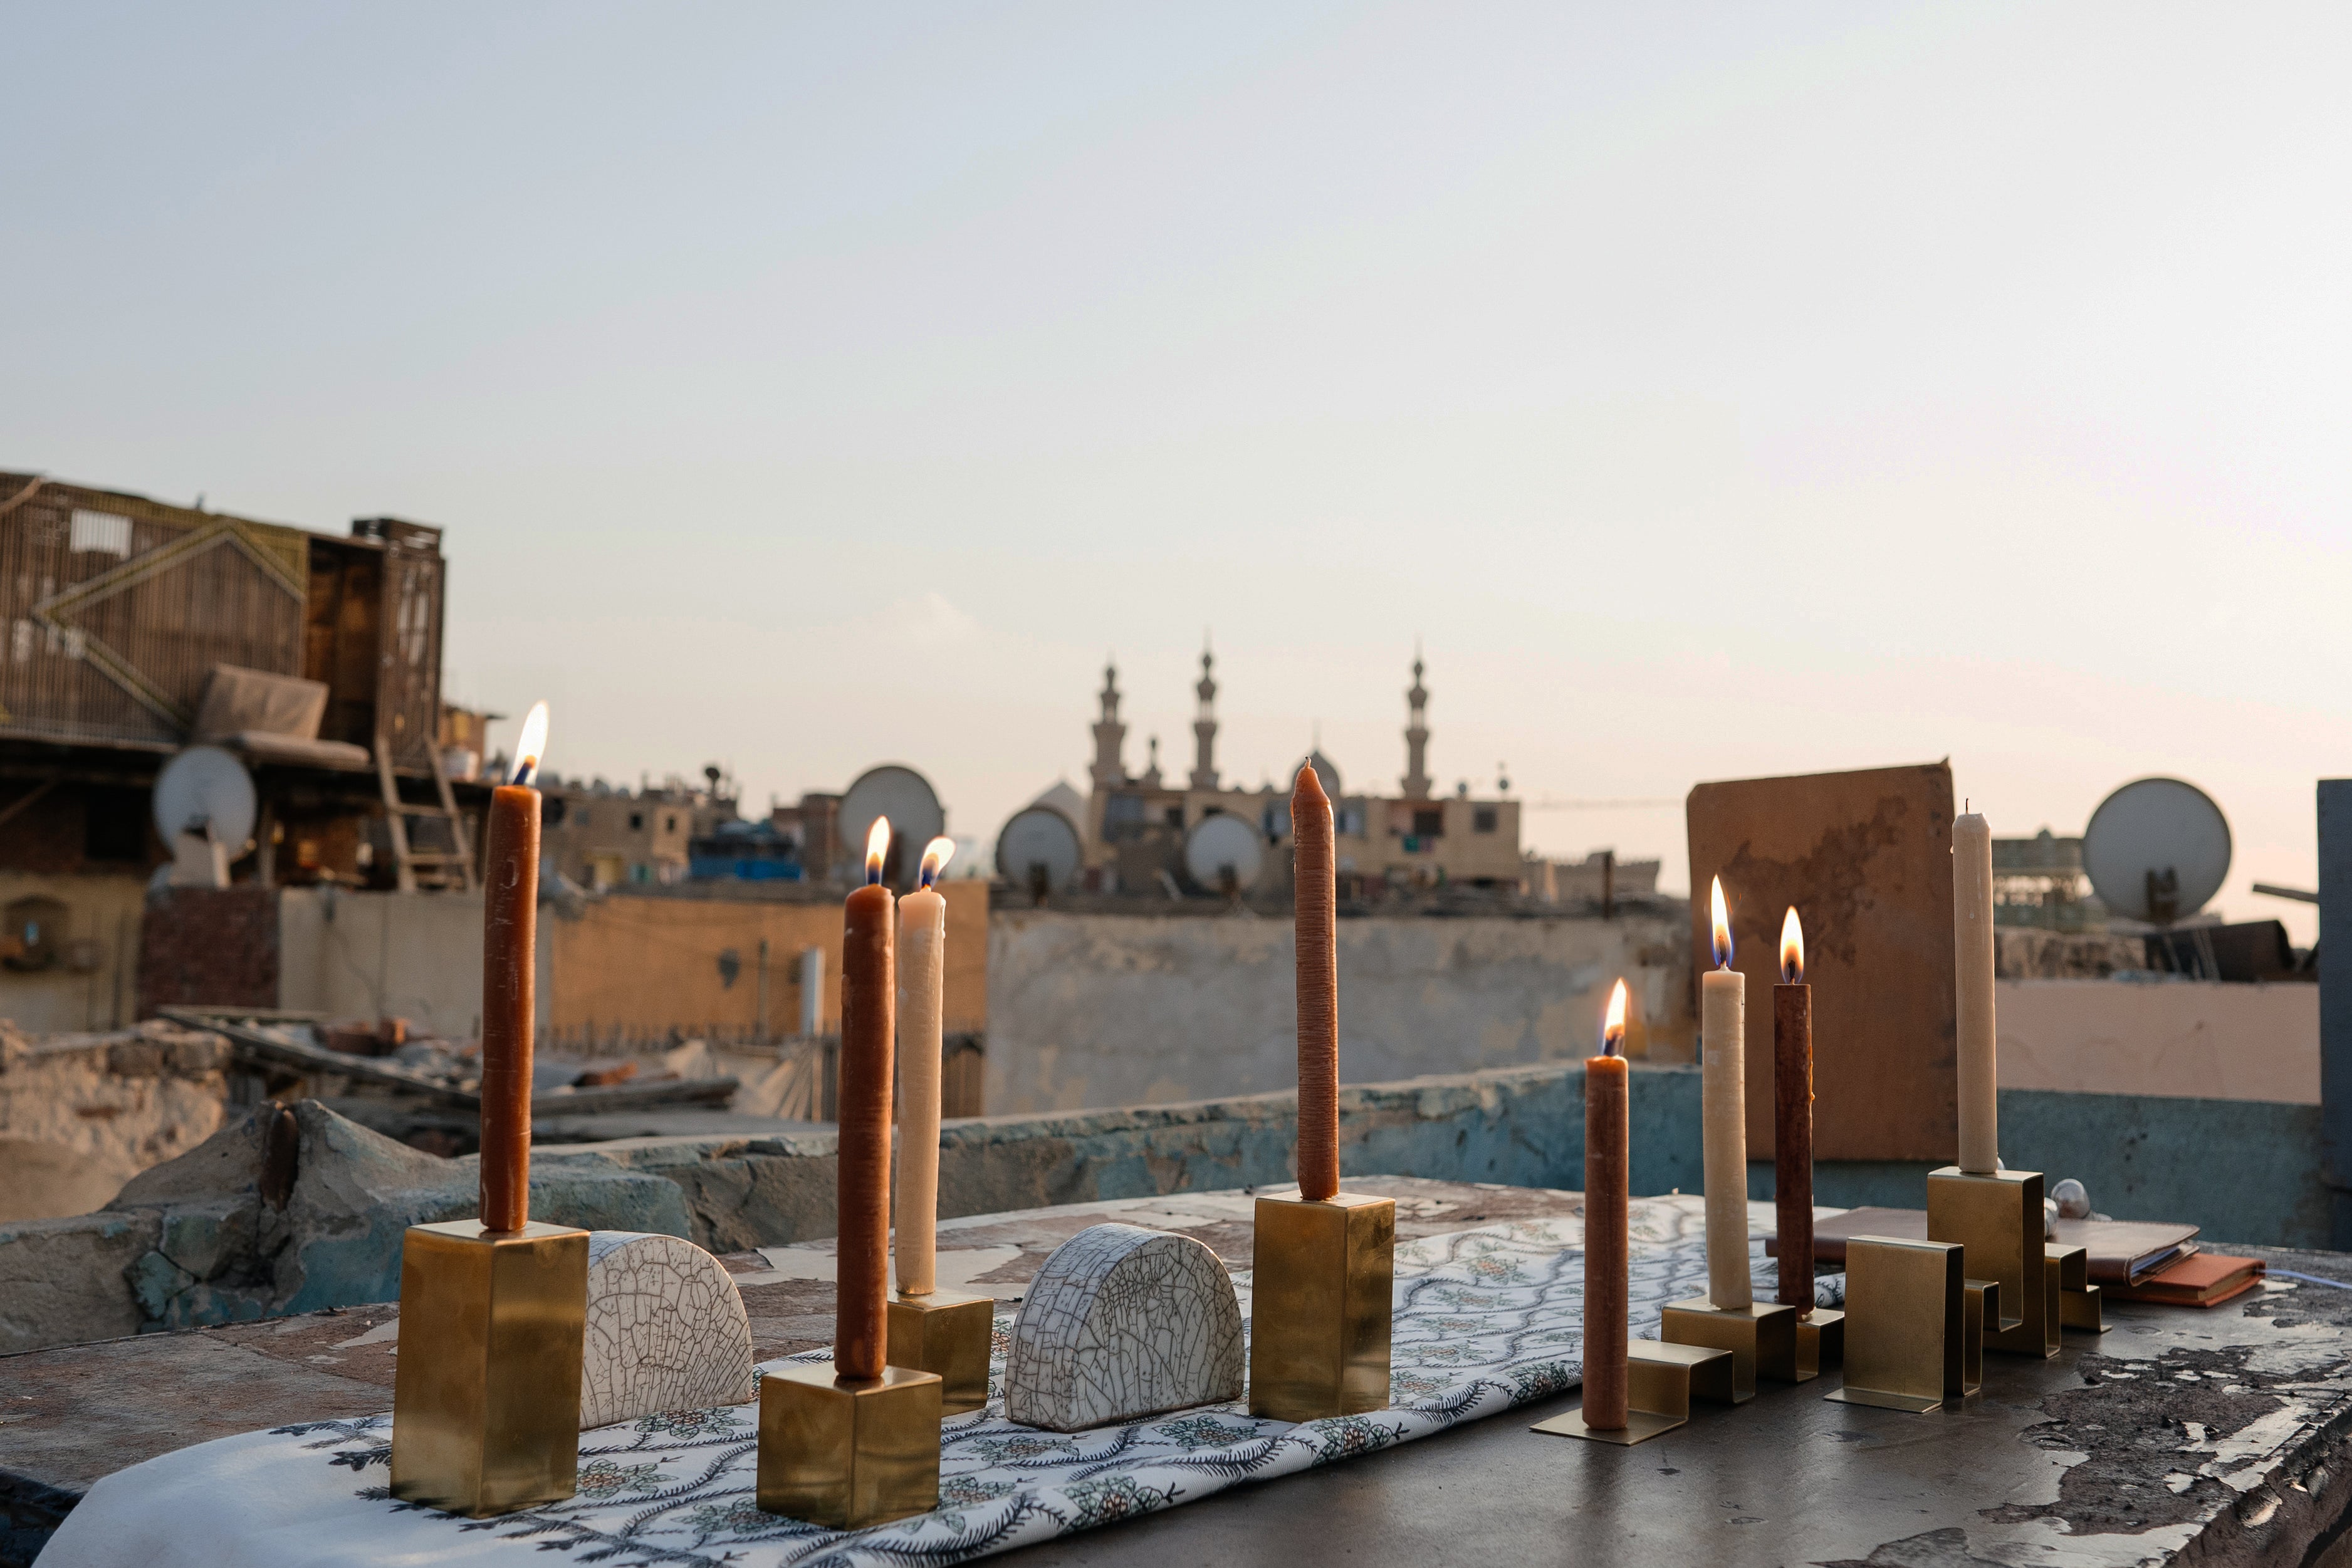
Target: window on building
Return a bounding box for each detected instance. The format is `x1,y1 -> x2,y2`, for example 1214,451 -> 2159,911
68,510 -> 132,558
1102,792 -> 1148,842
1163,805 -> 1184,828
1473,807 -> 1498,834
665,814 -> 677,832
84,786 -> 150,862
1413,808 -> 1443,839
629,812 -> 644,831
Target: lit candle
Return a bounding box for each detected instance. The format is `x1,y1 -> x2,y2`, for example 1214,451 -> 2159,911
1583,978 -> 1631,1430
838,817 -> 896,1379
479,701 -> 547,1233
1953,805 -> 1998,1173
893,836 -> 955,1300
1773,907 -> 1813,1312
1701,875 -> 1750,1310
1293,759 -> 1339,1202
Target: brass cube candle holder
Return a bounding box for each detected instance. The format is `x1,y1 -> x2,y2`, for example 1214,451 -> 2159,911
1794,1308 -> 1846,1381
390,1219 -> 589,1518
2049,1243 -> 2106,1332
1248,1191 -> 1396,1421
1659,1298 -> 1799,1400
887,1288 -> 996,1415
1531,1340 -> 1737,1446
1926,1166 -> 2056,1359
1824,1235 -> 1971,1414
756,1362 -> 943,1529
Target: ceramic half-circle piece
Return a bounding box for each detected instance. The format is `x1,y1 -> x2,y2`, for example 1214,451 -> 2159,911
1004,1223 -> 1243,1432
580,1231 -> 755,1430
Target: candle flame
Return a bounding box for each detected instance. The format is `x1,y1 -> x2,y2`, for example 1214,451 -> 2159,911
919,836 -> 955,888
1781,906 -> 1804,984
1709,875 -> 1733,968
865,817 -> 891,885
1602,977 -> 1628,1057
510,702 -> 549,788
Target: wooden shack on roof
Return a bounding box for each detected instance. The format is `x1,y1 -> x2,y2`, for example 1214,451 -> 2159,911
0,471 -> 498,1031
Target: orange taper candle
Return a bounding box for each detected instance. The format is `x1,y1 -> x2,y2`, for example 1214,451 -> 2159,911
1292,758 -> 1339,1202
479,701 -> 547,1233
836,817 -> 896,1379
1582,980 -> 1631,1429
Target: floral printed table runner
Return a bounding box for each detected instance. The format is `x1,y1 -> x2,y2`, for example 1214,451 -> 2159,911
41,1196 -> 1803,1568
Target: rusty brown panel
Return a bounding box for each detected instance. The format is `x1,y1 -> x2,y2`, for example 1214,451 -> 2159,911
304,543 -> 382,748
1685,761 -> 1956,1164
375,545 -> 444,769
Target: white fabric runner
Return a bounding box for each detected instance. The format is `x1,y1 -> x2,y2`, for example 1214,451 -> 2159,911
41,1196 -> 1802,1567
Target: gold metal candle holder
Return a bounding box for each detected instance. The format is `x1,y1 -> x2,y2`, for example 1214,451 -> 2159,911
1794,1308 -> 1846,1381
1659,1298 -> 1799,1400
1532,1340 -> 1737,1445
1248,1191 -> 1396,1421
887,1288 -> 996,1415
1926,1166 -> 2056,1359
1824,1235 -> 1973,1414
2049,1243 -> 2106,1332
757,1362 -> 943,1529
390,1219 -> 589,1518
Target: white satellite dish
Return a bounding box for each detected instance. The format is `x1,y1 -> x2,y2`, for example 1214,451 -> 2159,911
1184,813 -> 1264,892
153,745 -> 258,849
837,764 -> 945,890
996,805 -> 1082,895
2082,776 -> 2231,926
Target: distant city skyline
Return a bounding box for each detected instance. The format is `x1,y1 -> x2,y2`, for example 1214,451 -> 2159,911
8,3 -> 2346,941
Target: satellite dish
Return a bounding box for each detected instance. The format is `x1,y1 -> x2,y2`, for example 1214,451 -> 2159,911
153,745 -> 258,849
837,764 -> 944,891
996,805 -> 1082,895
1184,813 -> 1264,892
2082,776 -> 2231,926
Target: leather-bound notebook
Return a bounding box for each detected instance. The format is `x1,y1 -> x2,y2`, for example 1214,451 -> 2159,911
1772,1207 -> 2200,1287
2106,1253 -> 2264,1308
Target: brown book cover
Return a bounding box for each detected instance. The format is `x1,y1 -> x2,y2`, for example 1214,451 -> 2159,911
1773,1207 -> 2199,1287
2106,1253 -> 2264,1308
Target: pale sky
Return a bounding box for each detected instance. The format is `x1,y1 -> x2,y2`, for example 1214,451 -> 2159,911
7,4 -> 2348,941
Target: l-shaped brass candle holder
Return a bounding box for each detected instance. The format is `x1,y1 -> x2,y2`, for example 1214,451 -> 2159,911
1532,1340 -> 1737,1445
1825,1235 -> 1977,1414
1659,1298 -> 1799,1400
2049,1243 -> 2105,1332
1927,1167 -> 2057,1359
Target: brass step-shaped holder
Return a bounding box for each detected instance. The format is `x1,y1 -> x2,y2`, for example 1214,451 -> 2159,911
390,1220 -> 589,1518
1248,1191 -> 1396,1421
1659,1298 -> 1800,1400
2048,1243 -> 2106,1332
1825,1235 -> 1973,1414
1927,1166 -> 2056,1359
1795,1309 -> 1846,1381
887,1288 -> 996,1415
1532,1340 -> 1737,1445
758,1362 -> 943,1529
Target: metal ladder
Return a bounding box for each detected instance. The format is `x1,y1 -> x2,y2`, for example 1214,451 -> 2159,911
376,745 -> 475,892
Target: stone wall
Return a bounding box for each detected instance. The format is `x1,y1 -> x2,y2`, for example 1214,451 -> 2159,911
983,909 -> 1695,1114
0,1058 -> 2326,1356
0,1022 -> 232,1221
0,1100 -> 689,1355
